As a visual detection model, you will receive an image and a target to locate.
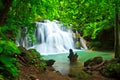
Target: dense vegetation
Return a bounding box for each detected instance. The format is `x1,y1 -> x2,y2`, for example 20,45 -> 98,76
0,40 -> 20,79
0,0 -> 120,79
0,0 -> 119,39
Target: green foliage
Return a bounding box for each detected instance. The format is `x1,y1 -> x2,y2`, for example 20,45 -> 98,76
0,25 -> 19,40
2,0 -> 116,41
0,40 -> 20,78
39,62 -> 47,70
0,40 -> 20,55
27,49 -> 42,64
87,41 -> 101,50
68,70 -> 91,79
5,0 -> 60,41
58,0 -> 115,39
101,62 -> 120,78
0,75 -> 4,80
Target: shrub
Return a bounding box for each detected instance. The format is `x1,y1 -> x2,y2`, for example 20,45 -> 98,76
0,40 -> 20,78
39,62 -> 47,70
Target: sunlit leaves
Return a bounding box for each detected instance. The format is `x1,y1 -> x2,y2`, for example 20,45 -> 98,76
6,0 -> 116,40
0,40 -> 20,55
59,0 -> 115,39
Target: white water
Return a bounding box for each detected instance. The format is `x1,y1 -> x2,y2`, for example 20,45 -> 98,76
17,20 -> 88,55
33,20 -> 74,55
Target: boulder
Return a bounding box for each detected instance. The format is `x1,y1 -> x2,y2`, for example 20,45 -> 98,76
18,46 -> 41,64
84,56 -> 103,67
46,59 -> 55,66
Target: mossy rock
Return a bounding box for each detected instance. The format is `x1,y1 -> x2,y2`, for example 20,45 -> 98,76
84,56 -> 103,67
18,46 -> 42,64
18,46 -> 29,56
101,62 -> 120,79
75,41 -> 81,49
26,49 -> 41,64
46,59 -> 55,66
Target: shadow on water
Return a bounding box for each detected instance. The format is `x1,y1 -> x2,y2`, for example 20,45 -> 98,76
43,50 -> 114,75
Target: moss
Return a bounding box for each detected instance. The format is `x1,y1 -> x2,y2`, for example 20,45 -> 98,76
18,46 -> 42,64
27,49 -> 42,64
101,62 -> 120,79
68,70 -> 92,80
84,56 -> 103,67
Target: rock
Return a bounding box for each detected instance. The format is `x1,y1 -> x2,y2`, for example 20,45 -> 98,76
68,49 -> 78,63
84,56 -> 103,67
27,49 -> 41,64
17,46 -> 30,64
18,46 -> 41,64
18,46 -> 29,56
73,53 -> 78,62
101,59 -> 120,79
68,49 -> 74,61
46,59 -> 55,66
29,75 -> 39,80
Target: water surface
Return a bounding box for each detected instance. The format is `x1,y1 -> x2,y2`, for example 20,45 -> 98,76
43,50 -> 114,75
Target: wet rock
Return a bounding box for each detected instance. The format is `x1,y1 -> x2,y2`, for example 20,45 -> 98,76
68,49 -> 78,63
46,59 -> 55,66
84,56 -> 103,67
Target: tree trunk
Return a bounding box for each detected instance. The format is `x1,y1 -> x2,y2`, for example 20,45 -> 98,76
0,0 -> 13,26
114,0 -> 120,58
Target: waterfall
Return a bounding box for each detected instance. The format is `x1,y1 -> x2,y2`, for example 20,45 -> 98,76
34,20 -> 74,55
16,20 -> 88,55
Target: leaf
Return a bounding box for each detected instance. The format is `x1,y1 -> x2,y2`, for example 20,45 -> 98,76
0,56 -> 13,67
4,41 -> 20,55
0,47 -> 3,53
12,0 -> 17,7
0,56 -> 18,77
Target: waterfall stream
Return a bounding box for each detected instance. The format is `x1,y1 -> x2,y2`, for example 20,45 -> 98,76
34,20 -> 74,55
16,20 -> 87,55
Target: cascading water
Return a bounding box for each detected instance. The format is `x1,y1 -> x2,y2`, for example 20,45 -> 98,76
16,20 -> 88,55
34,20 -> 74,55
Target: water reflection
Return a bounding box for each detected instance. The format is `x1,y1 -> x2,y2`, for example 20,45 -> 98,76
53,60 -> 70,75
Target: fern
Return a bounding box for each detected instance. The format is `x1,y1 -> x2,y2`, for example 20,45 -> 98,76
0,40 -> 20,78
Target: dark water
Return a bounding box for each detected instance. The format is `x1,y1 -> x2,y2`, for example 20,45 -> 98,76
43,50 -> 114,75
